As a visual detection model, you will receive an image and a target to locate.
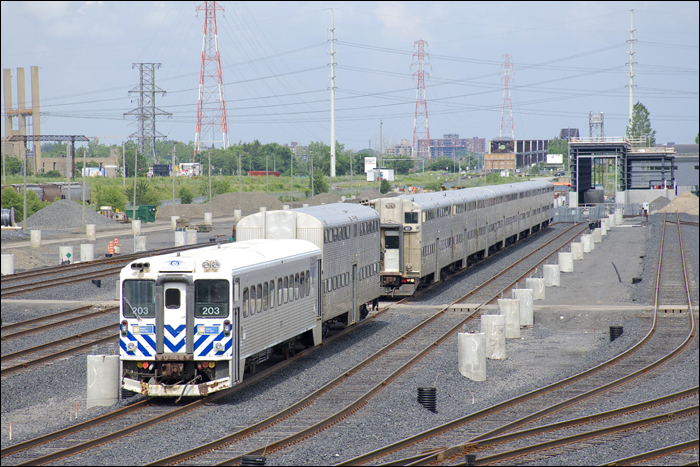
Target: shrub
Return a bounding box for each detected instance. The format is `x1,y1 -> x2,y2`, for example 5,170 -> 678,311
179,186 -> 194,204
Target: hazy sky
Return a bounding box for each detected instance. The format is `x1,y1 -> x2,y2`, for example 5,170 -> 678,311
1,1 -> 698,154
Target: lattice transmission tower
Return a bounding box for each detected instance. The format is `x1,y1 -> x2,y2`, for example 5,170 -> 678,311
498,54 -> 514,141
124,63 -> 171,163
412,40 -> 432,160
194,1 -> 229,159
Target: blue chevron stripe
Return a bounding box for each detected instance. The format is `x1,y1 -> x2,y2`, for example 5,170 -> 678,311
164,325 -> 186,338
194,334 -> 209,349
215,338 -> 232,356
141,334 -> 156,351
164,336 -> 185,352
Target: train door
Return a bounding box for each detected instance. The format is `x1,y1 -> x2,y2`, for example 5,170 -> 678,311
156,277 -> 194,357
231,276 -> 241,383
383,229 -> 400,273
350,263 -> 358,325
434,237 -> 440,282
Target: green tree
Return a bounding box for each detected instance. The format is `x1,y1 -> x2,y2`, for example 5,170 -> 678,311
179,186 -> 194,204
1,156 -> 23,175
95,185 -> 127,212
626,102 -> 656,146
695,133 -> 698,144
1,187 -> 47,220
380,178 -> 391,194
548,137 -> 569,170
308,169 -> 329,195
45,170 -> 62,178
126,179 -> 160,207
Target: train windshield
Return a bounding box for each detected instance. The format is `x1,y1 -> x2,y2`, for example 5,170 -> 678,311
194,279 -> 230,318
123,280 -> 155,318
384,235 -> 399,249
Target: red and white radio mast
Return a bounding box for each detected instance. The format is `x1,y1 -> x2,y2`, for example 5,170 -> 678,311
194,1 -> 229,159
412,40 -> 431,160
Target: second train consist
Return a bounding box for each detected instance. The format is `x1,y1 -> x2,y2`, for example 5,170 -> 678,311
119,180 -> 553,396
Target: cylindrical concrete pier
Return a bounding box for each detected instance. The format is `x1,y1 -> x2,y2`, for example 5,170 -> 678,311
186,229 -> 197,245
571,242 -> 584,260
59,246 -> 74,264
526,278 -> 545,300
174,231 -> 185,246
171,216 -> 180,231
498,298 -> 521,338
30,230 -> 41,248
458,332 -> 486,381
582,234 -> 592,253
481,314 -> 506,360
558,252 -> 574,272
234,210 -> 242,222
1,254 -> 15,275
86,224 -> 96,241
80,244 -> 94,262
511,288 -> 534,326
204,212 -> 212,226
132,219 -> 141,235
134,235 -> 146,252
543,264 -> 560,287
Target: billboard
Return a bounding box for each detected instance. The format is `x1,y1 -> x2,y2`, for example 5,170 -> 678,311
489,140 -> 515,154
364,157 -> 377,172
547,154 -> 563,164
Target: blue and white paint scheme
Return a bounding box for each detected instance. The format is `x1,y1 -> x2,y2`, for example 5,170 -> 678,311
119,239 -> 321,397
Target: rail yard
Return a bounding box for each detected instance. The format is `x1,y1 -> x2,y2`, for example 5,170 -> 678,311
1,197 -> 698,466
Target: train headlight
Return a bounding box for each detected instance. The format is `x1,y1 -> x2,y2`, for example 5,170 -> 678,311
406,263 -> 412,270
214,342 -> 225,351
210,260 -> 220,271
202,260 -> 211,270
126,342 -> 137,352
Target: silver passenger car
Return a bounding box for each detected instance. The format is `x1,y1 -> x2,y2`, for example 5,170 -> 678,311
236,203 -> 381,341
371,180 -> 554,296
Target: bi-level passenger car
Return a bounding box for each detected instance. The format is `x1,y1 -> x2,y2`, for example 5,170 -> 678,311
370,180 -> 554,296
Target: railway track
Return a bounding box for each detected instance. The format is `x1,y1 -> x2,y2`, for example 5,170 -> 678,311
1,323 -> 117,378
1,305 -> 117,341
343,212 -> 696,466
0,241 -> 228,299
0,224 -> 588,466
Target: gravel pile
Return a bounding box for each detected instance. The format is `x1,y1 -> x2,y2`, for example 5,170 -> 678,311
155,192 -> 283,220
305,193 -> 341,206
649,196 -> 671,214
24,200 -> 121,231
660,191 -> 699,215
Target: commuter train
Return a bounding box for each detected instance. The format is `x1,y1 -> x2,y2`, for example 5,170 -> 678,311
119,180 -> 553,397
371,180 -> 554,295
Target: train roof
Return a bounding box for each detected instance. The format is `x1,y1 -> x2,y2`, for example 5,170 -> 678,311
289,202 -> 379,225
388,180 -> 552,209
121,239 -> 320,276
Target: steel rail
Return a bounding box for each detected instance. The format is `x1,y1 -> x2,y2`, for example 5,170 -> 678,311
4,224 -> 576,466
149,224 -> 588,466
2,296 -> 408,465
1,264 -> 126,298
390,212 -> 697,467
380,387 -> 699,466
598,439 -> 700,466
1,241 -> 228,284
1,304 -> 95,331
1,325 -> 117,376
1,306 -> 118,341
456,406 -> 698,466
340,213 -> 696,466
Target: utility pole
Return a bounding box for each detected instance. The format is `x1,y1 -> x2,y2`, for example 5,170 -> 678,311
329,8 -> 336,178
379,120 -> 383,168
627,9 -> 636,126
172,145 -> 176,217
122,141 -> 126,187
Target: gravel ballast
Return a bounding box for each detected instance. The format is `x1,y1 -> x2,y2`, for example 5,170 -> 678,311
1,212 -> 697,466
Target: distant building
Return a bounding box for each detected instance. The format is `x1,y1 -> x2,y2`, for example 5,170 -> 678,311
386,139 -> 413,157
